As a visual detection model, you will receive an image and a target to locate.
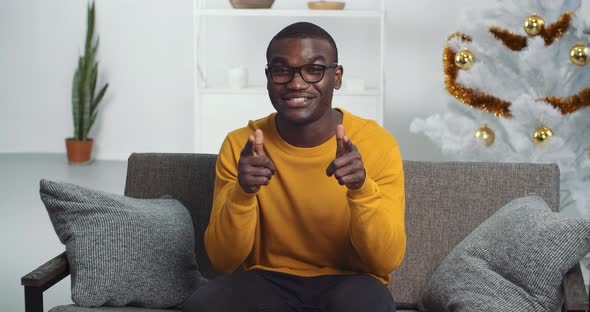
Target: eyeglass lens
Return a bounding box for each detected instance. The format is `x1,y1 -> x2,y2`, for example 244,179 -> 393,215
269,64 -> 328,84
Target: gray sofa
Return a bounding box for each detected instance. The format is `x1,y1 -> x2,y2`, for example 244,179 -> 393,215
22,153 -> 589,312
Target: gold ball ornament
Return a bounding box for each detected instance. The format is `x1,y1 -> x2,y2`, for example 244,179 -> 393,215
474,124 -> 495,147
532,126 -> 553,145
587,147 -> 590,159
454,48 -> 476,70
523,13 -> 545,36
569,42 -> 589,66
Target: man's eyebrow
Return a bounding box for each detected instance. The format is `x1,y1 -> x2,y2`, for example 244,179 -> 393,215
269,55 -> 328,64
269,56 -> 287,64
308,56 -> 327,62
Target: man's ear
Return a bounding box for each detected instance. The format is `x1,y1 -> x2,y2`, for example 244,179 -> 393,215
334,65 -> 343,90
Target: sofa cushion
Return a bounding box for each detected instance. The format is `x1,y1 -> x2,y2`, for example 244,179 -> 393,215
40,179 -> 206,309
49,306 -> 418,312
421,196 -> 590,311
49,305 -> 179,312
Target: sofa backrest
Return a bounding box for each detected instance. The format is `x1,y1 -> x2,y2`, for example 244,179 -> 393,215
124,153 -> 220,279
393,160 -> 559,305
124,154 -> 560,304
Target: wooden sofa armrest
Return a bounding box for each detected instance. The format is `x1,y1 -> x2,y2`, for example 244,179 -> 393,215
21,252 -> 70,312
563,262 -> 588,312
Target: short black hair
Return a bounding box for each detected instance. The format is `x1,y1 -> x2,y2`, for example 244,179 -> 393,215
266,22 -> 338,63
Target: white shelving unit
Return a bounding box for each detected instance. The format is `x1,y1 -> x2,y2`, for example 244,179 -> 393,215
196,9 -> 382,17
193,0 -> 386,154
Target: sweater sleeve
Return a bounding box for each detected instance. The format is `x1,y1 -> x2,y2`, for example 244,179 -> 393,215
347,140 -> 406,278
204,136 -> 259,273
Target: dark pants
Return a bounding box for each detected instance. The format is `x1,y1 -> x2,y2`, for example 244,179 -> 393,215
183,269 -> 395,312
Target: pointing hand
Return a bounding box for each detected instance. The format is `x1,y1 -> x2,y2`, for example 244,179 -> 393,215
238,130 -> 277,194
326,125 -> 366,190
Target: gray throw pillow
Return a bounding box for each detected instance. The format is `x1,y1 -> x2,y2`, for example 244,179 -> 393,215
421,196 -> 590,312
40,179 -> 207,309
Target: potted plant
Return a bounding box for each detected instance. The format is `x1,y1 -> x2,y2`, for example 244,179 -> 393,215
66,1 -> 108,163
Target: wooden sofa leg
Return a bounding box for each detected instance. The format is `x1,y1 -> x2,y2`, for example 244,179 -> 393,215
24,286 -> 43,312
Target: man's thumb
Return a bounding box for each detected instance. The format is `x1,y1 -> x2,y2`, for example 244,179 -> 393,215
336,125 -> 345,155
241,135 -> 255,156
254,129 -> 265,156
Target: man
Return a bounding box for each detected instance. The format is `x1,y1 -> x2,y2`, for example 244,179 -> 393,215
184,22 -> 405,312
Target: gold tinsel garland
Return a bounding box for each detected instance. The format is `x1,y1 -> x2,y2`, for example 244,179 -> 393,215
447,32 -> 473,43
443,44 -> 513,117
542,87 -> 590,114
489,27 -> 528,51
489,12 -> 573,51
542,12 -> 573,45
444,30 -> 590,117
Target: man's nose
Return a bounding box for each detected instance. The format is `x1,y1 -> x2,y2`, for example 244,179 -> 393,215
286,68 -> 309,89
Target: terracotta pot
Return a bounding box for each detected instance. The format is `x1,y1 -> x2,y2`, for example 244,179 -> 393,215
65,138 -> 93,163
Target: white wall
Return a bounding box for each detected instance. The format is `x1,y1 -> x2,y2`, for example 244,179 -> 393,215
0,0 -> 195,160
0,0 -> 455,162
3,0 -> 590,162
385,0 -> 467,161
3,0 -> 588,161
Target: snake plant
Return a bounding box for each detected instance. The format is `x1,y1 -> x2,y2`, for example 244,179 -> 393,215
72,1 -> 108,141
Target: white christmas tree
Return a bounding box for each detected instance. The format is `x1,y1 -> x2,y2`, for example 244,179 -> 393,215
411,0 -> 590,217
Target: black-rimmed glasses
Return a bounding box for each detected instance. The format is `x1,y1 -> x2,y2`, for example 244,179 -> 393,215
266,63 -> 338,84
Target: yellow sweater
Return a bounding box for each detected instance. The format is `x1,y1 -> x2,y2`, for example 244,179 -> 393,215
205,108 -> 406,284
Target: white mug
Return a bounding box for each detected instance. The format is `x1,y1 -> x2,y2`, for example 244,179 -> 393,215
228,66 -> 248,89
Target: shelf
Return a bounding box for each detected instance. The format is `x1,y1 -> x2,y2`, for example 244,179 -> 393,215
193,0 -> 386,151
198,87 -> 381,96
195,9 -> 383,18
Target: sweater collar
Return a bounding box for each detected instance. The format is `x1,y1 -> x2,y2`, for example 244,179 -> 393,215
265,107 -> 351,158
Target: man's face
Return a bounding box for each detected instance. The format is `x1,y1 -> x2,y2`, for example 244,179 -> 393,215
266,37 -> 343,126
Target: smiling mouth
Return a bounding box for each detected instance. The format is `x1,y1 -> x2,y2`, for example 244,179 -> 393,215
283,97 -> 314,108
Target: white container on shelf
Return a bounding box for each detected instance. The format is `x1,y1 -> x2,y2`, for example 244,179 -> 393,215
228,66 -> 248,89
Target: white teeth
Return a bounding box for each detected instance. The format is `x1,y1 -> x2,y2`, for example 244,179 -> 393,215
287,97 -> 308,103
